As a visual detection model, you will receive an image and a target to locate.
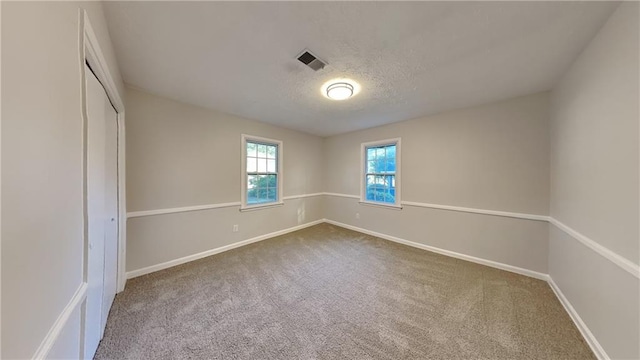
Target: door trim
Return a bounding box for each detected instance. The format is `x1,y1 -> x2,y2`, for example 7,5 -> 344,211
80,9 -> 127,296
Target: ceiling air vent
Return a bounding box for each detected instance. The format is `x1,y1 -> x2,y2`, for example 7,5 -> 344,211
297,49 -> 326,71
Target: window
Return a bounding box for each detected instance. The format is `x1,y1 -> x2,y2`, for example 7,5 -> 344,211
241,135 -> 283,210
361,138 -> 401,208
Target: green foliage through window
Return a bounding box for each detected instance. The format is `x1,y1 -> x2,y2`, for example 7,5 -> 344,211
246,140 -> 279,205
365,144 -> 396,204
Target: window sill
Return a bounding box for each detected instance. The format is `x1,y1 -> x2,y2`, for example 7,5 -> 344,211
358,201 -> 403,210
240,201 -> 284,212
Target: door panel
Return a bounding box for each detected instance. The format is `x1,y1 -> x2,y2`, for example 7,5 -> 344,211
84,63 -> 119,359
102,94 -> 118,333
85,63 -> 107,360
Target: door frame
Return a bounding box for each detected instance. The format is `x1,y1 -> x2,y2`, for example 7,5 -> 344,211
80,10 -> 127,295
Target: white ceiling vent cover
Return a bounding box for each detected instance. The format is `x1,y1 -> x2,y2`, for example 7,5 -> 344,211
297,49 -> 326,71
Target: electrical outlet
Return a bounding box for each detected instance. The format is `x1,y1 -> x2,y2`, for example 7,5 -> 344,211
356,213 -> 360,219
233,224 -> 239,232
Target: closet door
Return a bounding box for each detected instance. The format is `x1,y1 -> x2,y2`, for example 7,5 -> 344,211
84,63 -> 118,359
102,87 -> 118,333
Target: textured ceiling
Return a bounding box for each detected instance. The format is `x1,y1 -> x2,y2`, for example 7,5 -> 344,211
103,1 -> 618,136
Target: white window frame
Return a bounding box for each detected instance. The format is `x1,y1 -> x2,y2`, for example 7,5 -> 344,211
241,134 -> 284,211
360,138 -> 402,209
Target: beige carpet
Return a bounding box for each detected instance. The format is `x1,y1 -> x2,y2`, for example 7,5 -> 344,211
95,223 -> 594,359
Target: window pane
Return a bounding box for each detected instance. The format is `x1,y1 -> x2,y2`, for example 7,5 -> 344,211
270,174 -> 277,188
367,147 -> 376,160
267,159 -> 276,173
366,175 -> 376,186
247,157 -> 257,172
366,145 -> 396,174
257,158 -> 267,172
249,175 -> 260,203
364,143 -> 396,204
387,175 -> 396,202
369,160 -> 377,174
385,158 -> 395,172
366,175 -> 376,201
367,159 -> 384,174
367,160 -> 376,173
247,174 -> 258,204
267,145 -> 276,159
247,142 -> 257,157
367,175 -> 385,202
267,187 -> 277,202
386,145 -> 396,160
365,174 -> 395,204
257,144 -> 267,158
248,174 -> 277,204
386,145 -> 396,171
245,139 -> 280,206
247,175 -> 257,189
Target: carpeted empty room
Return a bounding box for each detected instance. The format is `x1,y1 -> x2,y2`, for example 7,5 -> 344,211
96,224 -> 593,359
2,1 -> 639,360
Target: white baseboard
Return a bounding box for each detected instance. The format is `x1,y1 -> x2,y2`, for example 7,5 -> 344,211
126,219 -> 325,279
124,218 -> 610,359
547,276 -> 609,360
32,283 -> 87,360
324,219 -> 609,359
323,219 -> 549,281
128,217 -> 548,281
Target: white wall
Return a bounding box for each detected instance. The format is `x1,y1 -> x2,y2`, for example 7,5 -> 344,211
1,1 -> 124,358
549,2 -> 639,359
323,92 -> 551,274
125,87 -> 325,274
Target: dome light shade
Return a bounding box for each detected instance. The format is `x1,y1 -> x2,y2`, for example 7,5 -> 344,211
326,82 -> 354,100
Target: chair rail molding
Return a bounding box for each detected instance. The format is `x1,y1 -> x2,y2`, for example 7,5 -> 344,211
126,193 -> 638,279
549,217 -> 639,279
32,283 -> 88,360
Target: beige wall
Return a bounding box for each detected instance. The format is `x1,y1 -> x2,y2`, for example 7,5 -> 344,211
125,87 -> 325,272
324,196 -> 549,273
323,92 -> 551,272
126,88 -> 323,211
128,197 -> 324,272
1,1 -> 123,358
550,2 -> 639,264
3,2 -> 637,359
125,89 -> 551,275
324,92 -> 550,215
549,226 -> 639,359
549,2 -> 639,359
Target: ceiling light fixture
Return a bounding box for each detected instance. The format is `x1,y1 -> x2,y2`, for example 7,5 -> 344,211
326,82 -> 354,100
322,79 -> 360,101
